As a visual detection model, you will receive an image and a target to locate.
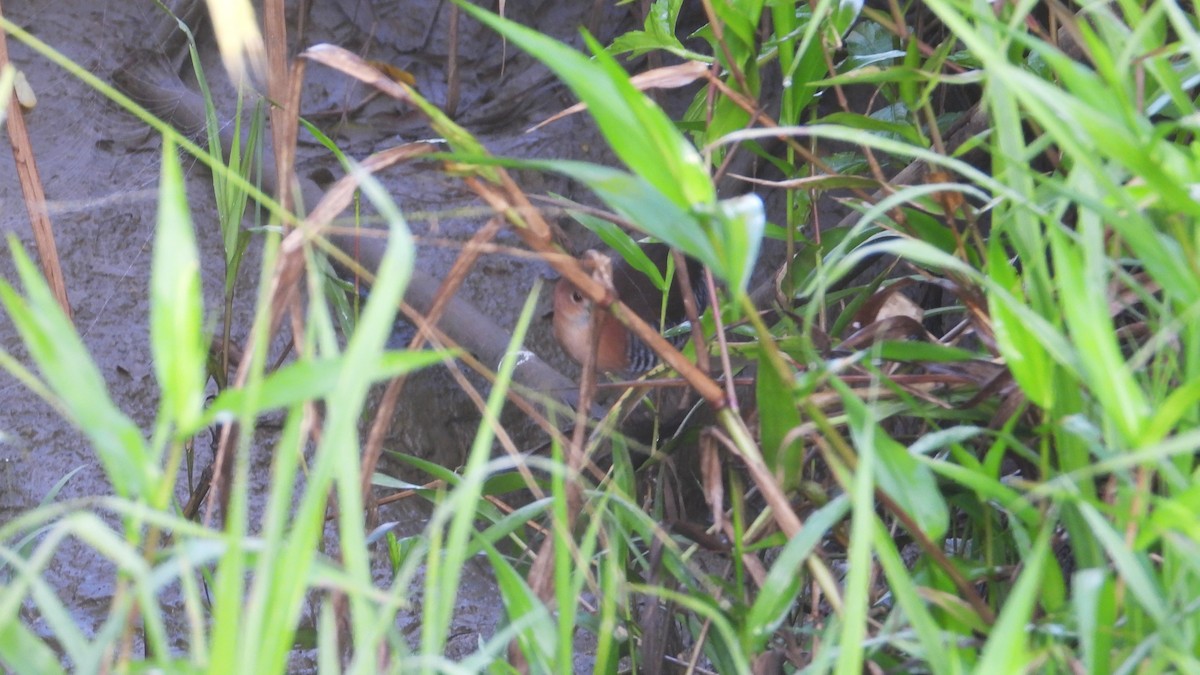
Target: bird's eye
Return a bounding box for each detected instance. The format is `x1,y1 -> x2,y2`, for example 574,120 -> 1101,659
571,290 -> 584,304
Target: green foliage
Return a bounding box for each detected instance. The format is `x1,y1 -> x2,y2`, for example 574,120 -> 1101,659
5,0 -> 1200,672
152,138 -> 208,438
456,2 -> 764,295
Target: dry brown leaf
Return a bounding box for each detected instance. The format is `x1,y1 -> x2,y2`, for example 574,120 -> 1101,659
852,278 -> 923,327
701,434 -> 724,533
839,316 -> 929,351
526,60 -> 709,132
729,172 -> 879,191
876,291 -> 923,324
303,44 -> 412,103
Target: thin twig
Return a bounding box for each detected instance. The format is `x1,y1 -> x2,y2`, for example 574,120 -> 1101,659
0,0 -> 71,321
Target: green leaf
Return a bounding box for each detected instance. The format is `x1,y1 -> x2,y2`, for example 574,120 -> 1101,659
899,208 -> 964,257
708,192 -> 764,295
816,111 -> 927,146
709,0 -> 763,52
741,495 -> 848,652
897,32 -> 921,112
778,0 -> 863,124
455,0 -> 715,209
1077,501 -> 1168,625
203,349 -> 452,426
482,540 -> 556,668
152,137 -> 207,435
757,351 -> 803,486
687,83 -> 753,155
1145,377 -> 1200,446
926,458 -> 1041,530
874,341 -> 982,363
1048,226 -> 1148,446
1072,569 -> 1116,675
465,499 -> 554,561
986,237 -> 1057,409
837,377 -> 949,540
567,210 -> 666,290
977,521 -> 1053,671
872,516 -> 962,673
473,156 -> 720,271
609,0 -> 706,61
0,607 -> 66,675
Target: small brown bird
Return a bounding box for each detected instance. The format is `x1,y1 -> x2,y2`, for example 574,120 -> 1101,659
552,244 -> 706,374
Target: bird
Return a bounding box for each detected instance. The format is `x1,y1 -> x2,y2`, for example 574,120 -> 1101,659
552,243 -> 707,374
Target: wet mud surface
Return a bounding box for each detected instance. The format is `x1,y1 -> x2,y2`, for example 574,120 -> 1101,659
0,0 -> 642,667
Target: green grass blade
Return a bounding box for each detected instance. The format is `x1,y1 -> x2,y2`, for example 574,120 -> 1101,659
975,520 -> 1054,673
202,350 -> 454,428
151,138 -> 207,437
419,283 -> 543,669
742,495 -> 849,652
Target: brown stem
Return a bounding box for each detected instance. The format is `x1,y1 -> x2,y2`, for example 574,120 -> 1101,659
0,0 -> 71,320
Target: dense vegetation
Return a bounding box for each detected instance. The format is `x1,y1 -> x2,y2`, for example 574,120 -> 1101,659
3,0 -> 1200,672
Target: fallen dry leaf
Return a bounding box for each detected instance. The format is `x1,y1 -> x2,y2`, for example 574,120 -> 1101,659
526,60 -> 709,132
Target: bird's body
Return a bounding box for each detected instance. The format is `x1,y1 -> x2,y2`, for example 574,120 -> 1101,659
552,244 -> 705,374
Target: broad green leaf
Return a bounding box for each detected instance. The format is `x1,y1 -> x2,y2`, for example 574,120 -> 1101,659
709,0 -> 763,52
779,0 -> 863,123
707,192 -> 764,295
757,351 -> 803,485
685,81 -> 753,152
0,617 -> 65,675
816,111 -> 927,146
986,237 -> 1057,409
873,341 -> 982,363
829,0 -> 864,36
899,208 -> 965,257
1078,502 -> 1168,625
466,156 -> 719,271
872,518 -> 963,672
469,498 -> 555,559
1145,377 -> 1200,446
925,457 -> 1041,530
446,153 -> 762,292
609,0 -> 706,61
1048,227 -> 1148,446
897,35 -> 921,111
